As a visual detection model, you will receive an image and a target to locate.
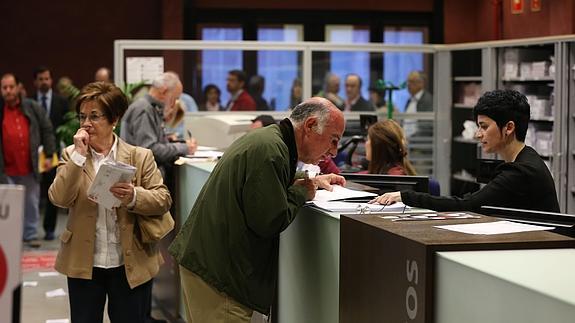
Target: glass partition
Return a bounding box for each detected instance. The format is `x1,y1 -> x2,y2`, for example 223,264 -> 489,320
115,41 -> 437,175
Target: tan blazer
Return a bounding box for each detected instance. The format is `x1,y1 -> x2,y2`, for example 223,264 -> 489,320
48,137 -> 172,289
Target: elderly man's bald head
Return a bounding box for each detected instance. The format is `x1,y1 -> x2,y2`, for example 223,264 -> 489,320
290,97 -> 345,164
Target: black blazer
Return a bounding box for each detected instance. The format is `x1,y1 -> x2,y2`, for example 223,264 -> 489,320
401,146 -> 560,213
31,91 -> 69,131
351,96 -> 374,112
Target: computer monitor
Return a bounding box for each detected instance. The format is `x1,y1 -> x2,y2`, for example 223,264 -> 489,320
480,205 -> 575,237
186,114 -> 255,149
360,114 -> 378,136
341,173 -> 430,195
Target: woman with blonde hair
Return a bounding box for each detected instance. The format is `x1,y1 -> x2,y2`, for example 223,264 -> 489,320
365,119 -> 416,176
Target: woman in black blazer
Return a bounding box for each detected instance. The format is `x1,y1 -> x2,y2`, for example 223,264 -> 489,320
370,89 -> 560,213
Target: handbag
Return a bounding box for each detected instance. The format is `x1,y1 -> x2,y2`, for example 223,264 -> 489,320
138,211 -> 175,243
130,147 -> 174,243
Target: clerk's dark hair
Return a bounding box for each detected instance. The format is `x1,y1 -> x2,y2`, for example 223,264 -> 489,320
473,89 -> 530,142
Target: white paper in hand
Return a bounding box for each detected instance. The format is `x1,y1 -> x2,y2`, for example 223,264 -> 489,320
87,160 -> 136,210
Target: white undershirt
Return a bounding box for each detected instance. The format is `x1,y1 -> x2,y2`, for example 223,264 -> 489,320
70,137 -> 135,269
403,90 -> 424,137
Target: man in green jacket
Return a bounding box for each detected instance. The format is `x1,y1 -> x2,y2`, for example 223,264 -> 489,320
169,97 -> 346,322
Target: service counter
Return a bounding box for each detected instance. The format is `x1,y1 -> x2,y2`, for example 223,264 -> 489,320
435,248 -> 575,323
174,162 -> 575,323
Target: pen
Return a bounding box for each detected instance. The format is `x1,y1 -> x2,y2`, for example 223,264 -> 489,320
187,130 -> 193,139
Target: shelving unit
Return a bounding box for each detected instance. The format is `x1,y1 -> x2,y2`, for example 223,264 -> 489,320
449,49 -> 483,197
497,45 -> 557,171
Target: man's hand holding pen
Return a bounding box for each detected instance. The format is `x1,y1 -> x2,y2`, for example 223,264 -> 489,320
294,170 -> 317,201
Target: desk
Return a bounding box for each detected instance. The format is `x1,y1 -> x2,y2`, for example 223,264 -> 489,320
278,206 -> 341,323
339,214 -> 575,323
435,249 -> 575,323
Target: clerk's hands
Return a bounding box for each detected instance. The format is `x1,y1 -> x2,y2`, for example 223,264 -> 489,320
369,191 -> 402,205
186,137 -> 198,155
73,128 -> 90,157
294,178 -> 317,201
313,174 -> 346,192
110,182 -> 135,206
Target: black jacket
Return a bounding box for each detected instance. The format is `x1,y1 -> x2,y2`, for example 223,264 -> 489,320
402,146 -> 560,213
31,91 -> 69,133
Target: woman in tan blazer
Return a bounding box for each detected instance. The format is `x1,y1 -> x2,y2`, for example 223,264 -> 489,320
49,82 -> 172,323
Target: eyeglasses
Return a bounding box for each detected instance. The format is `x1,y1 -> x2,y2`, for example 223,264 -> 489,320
78,113 -> 105,124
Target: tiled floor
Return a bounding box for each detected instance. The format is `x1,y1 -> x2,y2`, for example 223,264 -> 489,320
18,210 -> 170,323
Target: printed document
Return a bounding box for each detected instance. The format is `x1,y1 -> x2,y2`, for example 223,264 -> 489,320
434,220 -> 554,235
312,201 -> 409,213
313,185 -> 376,203
87,160 -> 136,210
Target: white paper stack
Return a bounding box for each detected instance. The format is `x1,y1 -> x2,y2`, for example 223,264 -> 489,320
87,160 -> 136,210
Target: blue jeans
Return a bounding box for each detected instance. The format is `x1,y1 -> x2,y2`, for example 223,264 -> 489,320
7,173 -> 40,241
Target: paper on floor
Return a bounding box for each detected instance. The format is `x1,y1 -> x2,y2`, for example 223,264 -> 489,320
23,281 -> 38,287
38,271 -> 60,277
45,288 -> 67,298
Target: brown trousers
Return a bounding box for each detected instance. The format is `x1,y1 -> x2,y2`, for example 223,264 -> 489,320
179,265 -> 253,323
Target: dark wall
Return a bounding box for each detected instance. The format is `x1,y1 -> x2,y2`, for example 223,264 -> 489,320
503,0 -> 575,39
192,0 -> 434,11
0,0 -> 162,94
3,0 -> 575,97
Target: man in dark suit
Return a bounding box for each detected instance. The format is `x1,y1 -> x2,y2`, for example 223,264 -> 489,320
404,70 -> 433,137
31,66 -> 68,241
344,74 -> 373,112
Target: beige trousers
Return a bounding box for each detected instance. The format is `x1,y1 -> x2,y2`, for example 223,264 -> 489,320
179,265 -> 253,323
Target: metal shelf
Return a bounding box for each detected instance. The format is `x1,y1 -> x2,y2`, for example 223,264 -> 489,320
453,103 -> 475,109
531,116 -> 554,122
453,76 -> 482,82
453,136 -> 478,144
501,76 -> 554,82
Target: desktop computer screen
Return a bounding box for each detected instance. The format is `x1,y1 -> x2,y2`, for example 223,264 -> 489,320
341,173 -> 430,195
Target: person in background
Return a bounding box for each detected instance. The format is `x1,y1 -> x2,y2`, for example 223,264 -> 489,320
94,67 -> 112,83
121,72 -> 197,177
368,84 -> 386,110
56,76 -> 77,105
17,80 -> 28,98
250,114 -> 276,129
371,89 -> 560,213
31,66 -> 69,241
290,78 -> 303,109
167,71 -> 199,113
248,75 -> 270,111
164,99 -> 186,140
403,70 -> 433,137
225,69 -> 256,111
169,97 -> 346,322
48,81 -> 171,323
200,84 -> 221,111
317,72 -> 344,110
0,73 -> 56,246
344,74 -> 373,112
364,119 -> 416,175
